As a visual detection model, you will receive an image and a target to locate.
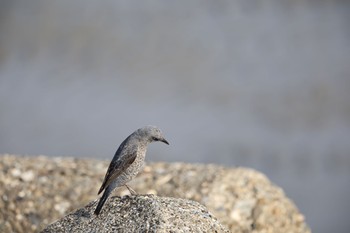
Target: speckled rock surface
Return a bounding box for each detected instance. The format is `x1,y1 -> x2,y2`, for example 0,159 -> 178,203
41,195 -> 230,233
0,155 -> 104,233
0,154 -> 311,233
133,163 -> 311,233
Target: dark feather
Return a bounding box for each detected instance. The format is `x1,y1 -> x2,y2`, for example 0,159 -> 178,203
97,139 -> 137,195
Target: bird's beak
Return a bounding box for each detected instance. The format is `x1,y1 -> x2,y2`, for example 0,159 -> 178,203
161,138 -> 169,145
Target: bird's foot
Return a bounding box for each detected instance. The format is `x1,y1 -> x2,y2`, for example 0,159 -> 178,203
125,184 -> 137,195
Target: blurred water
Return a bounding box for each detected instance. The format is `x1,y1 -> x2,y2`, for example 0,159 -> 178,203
1,1 -> 350,232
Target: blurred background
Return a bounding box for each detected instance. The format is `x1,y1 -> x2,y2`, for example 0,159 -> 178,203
0,0 -> 349,232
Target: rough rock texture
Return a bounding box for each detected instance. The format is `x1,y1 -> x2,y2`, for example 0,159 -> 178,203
134,163 -> 311,233
0,154 -> 311,233
0,155 -> 103,233
41,195 -> 230,233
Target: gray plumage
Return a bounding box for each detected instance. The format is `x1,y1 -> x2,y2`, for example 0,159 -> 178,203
94,125 -> 169,215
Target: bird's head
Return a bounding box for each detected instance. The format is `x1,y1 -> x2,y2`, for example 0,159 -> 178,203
138,125 -> 169,145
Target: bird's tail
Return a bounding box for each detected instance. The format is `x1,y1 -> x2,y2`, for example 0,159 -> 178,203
94,188 -> 110,215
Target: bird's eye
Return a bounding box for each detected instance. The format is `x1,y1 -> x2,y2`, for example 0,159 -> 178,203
152,137 -> 159,141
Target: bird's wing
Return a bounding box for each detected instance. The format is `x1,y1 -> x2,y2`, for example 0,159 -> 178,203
97,143 -> 137,195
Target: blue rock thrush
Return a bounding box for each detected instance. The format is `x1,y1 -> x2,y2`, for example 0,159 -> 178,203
94,126 -> 169,215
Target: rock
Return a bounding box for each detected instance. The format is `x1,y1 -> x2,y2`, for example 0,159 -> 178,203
0,154 -> 104,233
0,154 -> 311,233
132,163 -> 311,233
40,195 -> 230,233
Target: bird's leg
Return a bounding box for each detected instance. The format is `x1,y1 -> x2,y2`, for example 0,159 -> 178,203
125,184 -> 137,195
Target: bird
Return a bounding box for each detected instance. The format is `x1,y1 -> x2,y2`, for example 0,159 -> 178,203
94,125 -> 169,215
